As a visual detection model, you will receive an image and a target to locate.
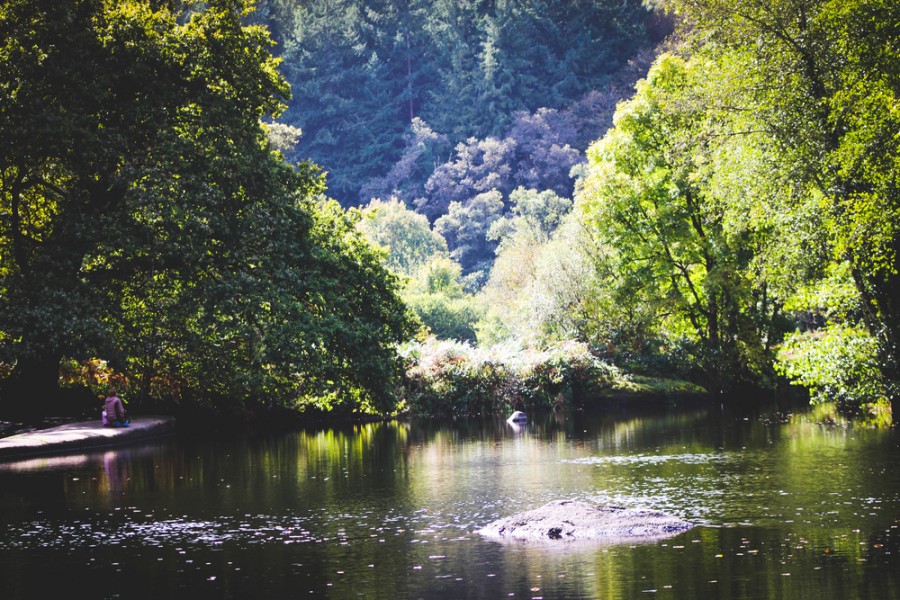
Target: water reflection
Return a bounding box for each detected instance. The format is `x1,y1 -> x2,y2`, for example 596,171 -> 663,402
0,404 -> 899,599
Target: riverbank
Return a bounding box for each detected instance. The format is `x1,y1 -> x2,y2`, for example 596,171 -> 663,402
0,416 -> 175,460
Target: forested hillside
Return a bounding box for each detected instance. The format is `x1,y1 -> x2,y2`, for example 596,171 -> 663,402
253,0 -> 669,205
2,0 -> 897,424
355,0 -> 900,421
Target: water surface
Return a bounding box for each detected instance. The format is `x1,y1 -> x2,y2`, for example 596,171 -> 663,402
1,402 -> 899,599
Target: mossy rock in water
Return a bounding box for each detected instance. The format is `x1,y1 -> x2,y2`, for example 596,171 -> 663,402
478,500 -> 694,543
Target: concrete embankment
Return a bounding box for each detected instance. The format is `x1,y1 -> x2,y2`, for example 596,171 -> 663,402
0,416 -> 175,460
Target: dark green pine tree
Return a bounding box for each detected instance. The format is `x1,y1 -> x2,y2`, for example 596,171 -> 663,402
418,0 -> 489,139
271,0 -> 653,205
279,0 -> 405,202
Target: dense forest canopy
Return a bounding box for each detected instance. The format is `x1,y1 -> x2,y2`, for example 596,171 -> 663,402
359,0 -> 900,419
253,0 -> 668,204
1,0 -> 897,422
0,0 -> 413,418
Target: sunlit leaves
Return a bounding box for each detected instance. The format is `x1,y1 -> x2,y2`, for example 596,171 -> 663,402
0,0 -> 414,415
664,0 -> 900,408
573,54 -> 781,388
355,197 -> 448,277
776,325 -> 890,407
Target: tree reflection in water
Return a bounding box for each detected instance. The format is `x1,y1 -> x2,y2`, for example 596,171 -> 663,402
0,404 -> 898,599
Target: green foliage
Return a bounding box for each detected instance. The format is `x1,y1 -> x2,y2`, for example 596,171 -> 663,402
353,198 -> 480,344
661,0 -> 900,412
477,192 -> 587,346
403,257 -> 481,343
783,262 -> 864,326
400,338 -> 621,417
355,197 -> 448,277
573,54 -> 780,390
404,294 -> 480,344
488,187 -> 572,250
433,190 -> 504,282
776,325 -> 892,410
285,198 -> 417,414
272,0 -> 656,203
0,0 -> 414,417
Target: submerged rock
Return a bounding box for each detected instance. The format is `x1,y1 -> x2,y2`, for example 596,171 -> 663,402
478,500 -> 694,543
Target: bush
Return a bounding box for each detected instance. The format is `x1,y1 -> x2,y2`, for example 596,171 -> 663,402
775,325 -> 893,412
404,293 -> 481,343
399,338 -> 619,417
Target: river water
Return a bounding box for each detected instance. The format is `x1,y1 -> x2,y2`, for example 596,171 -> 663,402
1,402 -> 899,599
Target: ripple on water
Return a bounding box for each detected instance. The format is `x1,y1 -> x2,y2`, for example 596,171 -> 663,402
0,506 -> 485,552
561,453 -> 731,466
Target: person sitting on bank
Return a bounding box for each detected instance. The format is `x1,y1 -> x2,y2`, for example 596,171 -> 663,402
103,389 -> 129,427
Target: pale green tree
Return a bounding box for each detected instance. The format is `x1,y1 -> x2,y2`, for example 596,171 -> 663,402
356,197 -> 448,277
405,257 -> 482,342
575,54 -> 778,389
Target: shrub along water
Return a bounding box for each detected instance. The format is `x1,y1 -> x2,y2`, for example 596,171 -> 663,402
399,338 -> 622,417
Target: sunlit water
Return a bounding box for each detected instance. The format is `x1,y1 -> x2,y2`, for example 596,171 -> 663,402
1,402 -> 899,599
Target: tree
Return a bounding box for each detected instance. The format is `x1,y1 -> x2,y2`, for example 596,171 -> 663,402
291,199 -> 416,413
419,137 -> 516,222
576,55 -> 777,389
433,190 -> 505,283
488,187 -> 573,250
477,187 -> 577,344
403,256 -> 481,342
358,118 -> 451,206
278,0 -> 405,201
267,0 -> 657,205
356,197 -> 448,277
0,0 -> 413,416
423,0 -> 653,140
664,0 -> 900,409
506,108 -> 582,198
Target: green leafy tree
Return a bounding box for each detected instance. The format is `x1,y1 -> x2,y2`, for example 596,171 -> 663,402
433,190 -> 505,284
664,0 -> 900,409
404,256 -> 481,342
356,197 -> 448,277
488,187 -> 572,250
354,197 -> 479,344
0,0 -> 413,416
576,55 -> 777,389
477,188 -> 582,345
292,199 -> 416,413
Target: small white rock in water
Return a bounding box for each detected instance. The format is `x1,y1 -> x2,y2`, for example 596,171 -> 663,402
478,500 -> 693,543
507,411 -> 527,423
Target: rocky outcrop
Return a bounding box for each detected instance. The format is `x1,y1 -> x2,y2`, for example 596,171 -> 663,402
478,499 -> 693,543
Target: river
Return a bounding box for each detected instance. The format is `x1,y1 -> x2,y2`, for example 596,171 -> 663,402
1,401 -> 899,599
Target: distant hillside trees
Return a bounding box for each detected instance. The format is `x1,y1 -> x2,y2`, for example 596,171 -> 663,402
356,199 -> 480,342
263,0 -> 663,205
